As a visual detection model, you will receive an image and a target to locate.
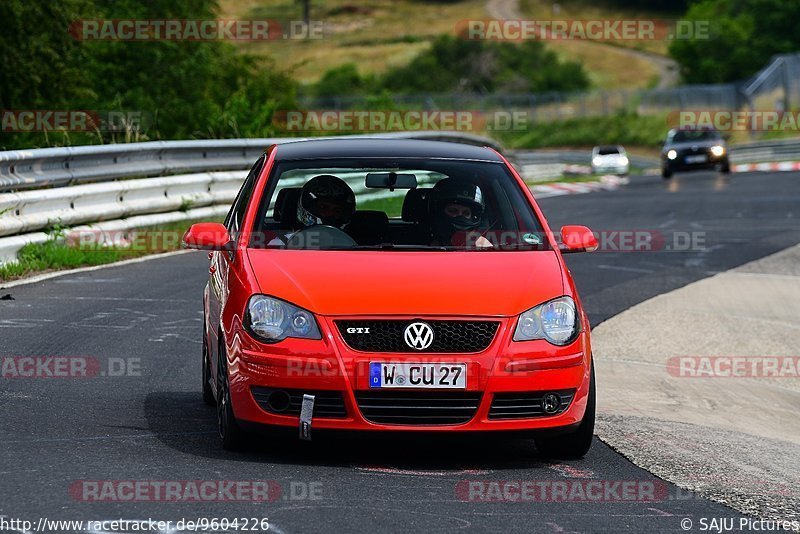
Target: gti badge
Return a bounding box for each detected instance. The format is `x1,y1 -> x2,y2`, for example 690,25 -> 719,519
404,322 -> 434,350
346,327 -> 370,334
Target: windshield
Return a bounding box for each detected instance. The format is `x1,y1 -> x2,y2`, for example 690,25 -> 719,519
596,146 -> 622,155
670,130 -> 720,143
251,158 -> 547,251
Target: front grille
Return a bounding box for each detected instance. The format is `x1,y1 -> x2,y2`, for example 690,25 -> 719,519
488,389 -> 576,419
676,147 -> 712,158
251,387 -> 347,418
336,320 -> 499,353
355,391 -> 482,425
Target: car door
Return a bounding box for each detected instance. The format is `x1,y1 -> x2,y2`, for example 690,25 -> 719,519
208,156 -> 264,380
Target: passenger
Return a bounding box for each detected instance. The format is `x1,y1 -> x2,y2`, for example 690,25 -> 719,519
428,178 -> 492,248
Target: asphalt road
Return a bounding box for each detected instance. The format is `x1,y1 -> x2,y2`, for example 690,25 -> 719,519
1,170 -> 799,533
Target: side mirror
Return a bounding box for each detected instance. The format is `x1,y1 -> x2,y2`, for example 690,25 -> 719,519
183,223 -> 232,251
560,225 -> 598,253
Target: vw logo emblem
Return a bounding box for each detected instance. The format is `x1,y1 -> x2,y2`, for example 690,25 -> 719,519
404,322 -> 434,351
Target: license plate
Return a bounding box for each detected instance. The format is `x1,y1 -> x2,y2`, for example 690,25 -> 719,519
369,362 -> 467,389
686,154 -> 707,164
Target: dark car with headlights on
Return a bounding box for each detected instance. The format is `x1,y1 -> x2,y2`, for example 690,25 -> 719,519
661,127 -> 730,179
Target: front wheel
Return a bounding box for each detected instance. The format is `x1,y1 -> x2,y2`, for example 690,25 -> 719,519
662,167 -> 673,179
534,362 -> 595,459
217,336 -> 248,451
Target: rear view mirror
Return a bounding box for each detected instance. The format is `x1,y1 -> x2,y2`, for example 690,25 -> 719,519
365,172 -> 418,190
560,225 -> 598,253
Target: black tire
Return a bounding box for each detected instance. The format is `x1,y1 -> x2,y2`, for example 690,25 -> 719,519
534,362 -> 596,460
720,160 -> 731,174
202,325 -> 215,406
662,167 -> 673,179
217,335 -> 248,451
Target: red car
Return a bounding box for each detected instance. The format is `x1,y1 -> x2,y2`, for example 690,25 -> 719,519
184,139 -> 598,458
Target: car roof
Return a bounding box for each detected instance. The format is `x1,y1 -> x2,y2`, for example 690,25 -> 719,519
272,138 -> 504,162
595,145 -> 623,151
668,127 -> 720,133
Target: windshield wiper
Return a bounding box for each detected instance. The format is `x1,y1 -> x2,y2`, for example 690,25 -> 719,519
348,243 -> 455,251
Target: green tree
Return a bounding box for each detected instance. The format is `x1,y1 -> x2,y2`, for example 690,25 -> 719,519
669,0 -> 800,83
0,0 -> 298,149
0,0 -> 93,109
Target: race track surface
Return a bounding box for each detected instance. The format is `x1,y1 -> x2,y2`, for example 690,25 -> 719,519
1,170 -> 799,533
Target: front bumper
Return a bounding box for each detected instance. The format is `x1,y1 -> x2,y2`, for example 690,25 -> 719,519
227,316 -> 592,432
664,151 -> 728,171
592,164 -> 629,176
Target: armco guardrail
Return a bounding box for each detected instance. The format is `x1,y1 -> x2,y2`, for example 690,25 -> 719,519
0,132 -> 501,193
2,133 -> 799,265
512,138 -> 800,168
0,172 -> 243,238
728,138 -> 800,164
0,132 -> 501,264
511,150 -> 658,170
0,139 -> 272,192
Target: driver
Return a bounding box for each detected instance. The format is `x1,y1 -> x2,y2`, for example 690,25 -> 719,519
268,174 -> 355,247
296,174 -> 356,228
429,178 -> 492,248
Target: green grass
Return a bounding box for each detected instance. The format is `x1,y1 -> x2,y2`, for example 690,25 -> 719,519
501,113 -> 669,150
0,219 -> 219,282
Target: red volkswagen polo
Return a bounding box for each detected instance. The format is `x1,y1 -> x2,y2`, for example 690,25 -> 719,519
183,139 -> 598,458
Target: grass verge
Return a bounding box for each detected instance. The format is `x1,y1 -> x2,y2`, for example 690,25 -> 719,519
0,219 -> 217,283
500,112 -> 668,150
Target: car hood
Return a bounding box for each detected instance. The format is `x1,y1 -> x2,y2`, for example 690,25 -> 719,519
665,140 -> 724,151
246,249 -> 565,317
594,154 -> 625,163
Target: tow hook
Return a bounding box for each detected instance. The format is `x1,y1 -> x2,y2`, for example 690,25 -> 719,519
299,394 -> 315,441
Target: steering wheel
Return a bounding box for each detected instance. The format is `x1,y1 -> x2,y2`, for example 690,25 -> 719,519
285,225 -> 357,250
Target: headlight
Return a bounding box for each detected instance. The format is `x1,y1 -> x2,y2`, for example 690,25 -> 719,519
592,157 -> 602,166
710,145 -> 725,157
618,156 -> 629,166
245,295 -> 321,343
667,150 -> 678,160
513,296 -> 580,345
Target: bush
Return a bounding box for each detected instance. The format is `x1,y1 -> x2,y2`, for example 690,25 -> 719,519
313,64 -> 378,98
312,35 -> 590,98
381,36 -> 590,94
